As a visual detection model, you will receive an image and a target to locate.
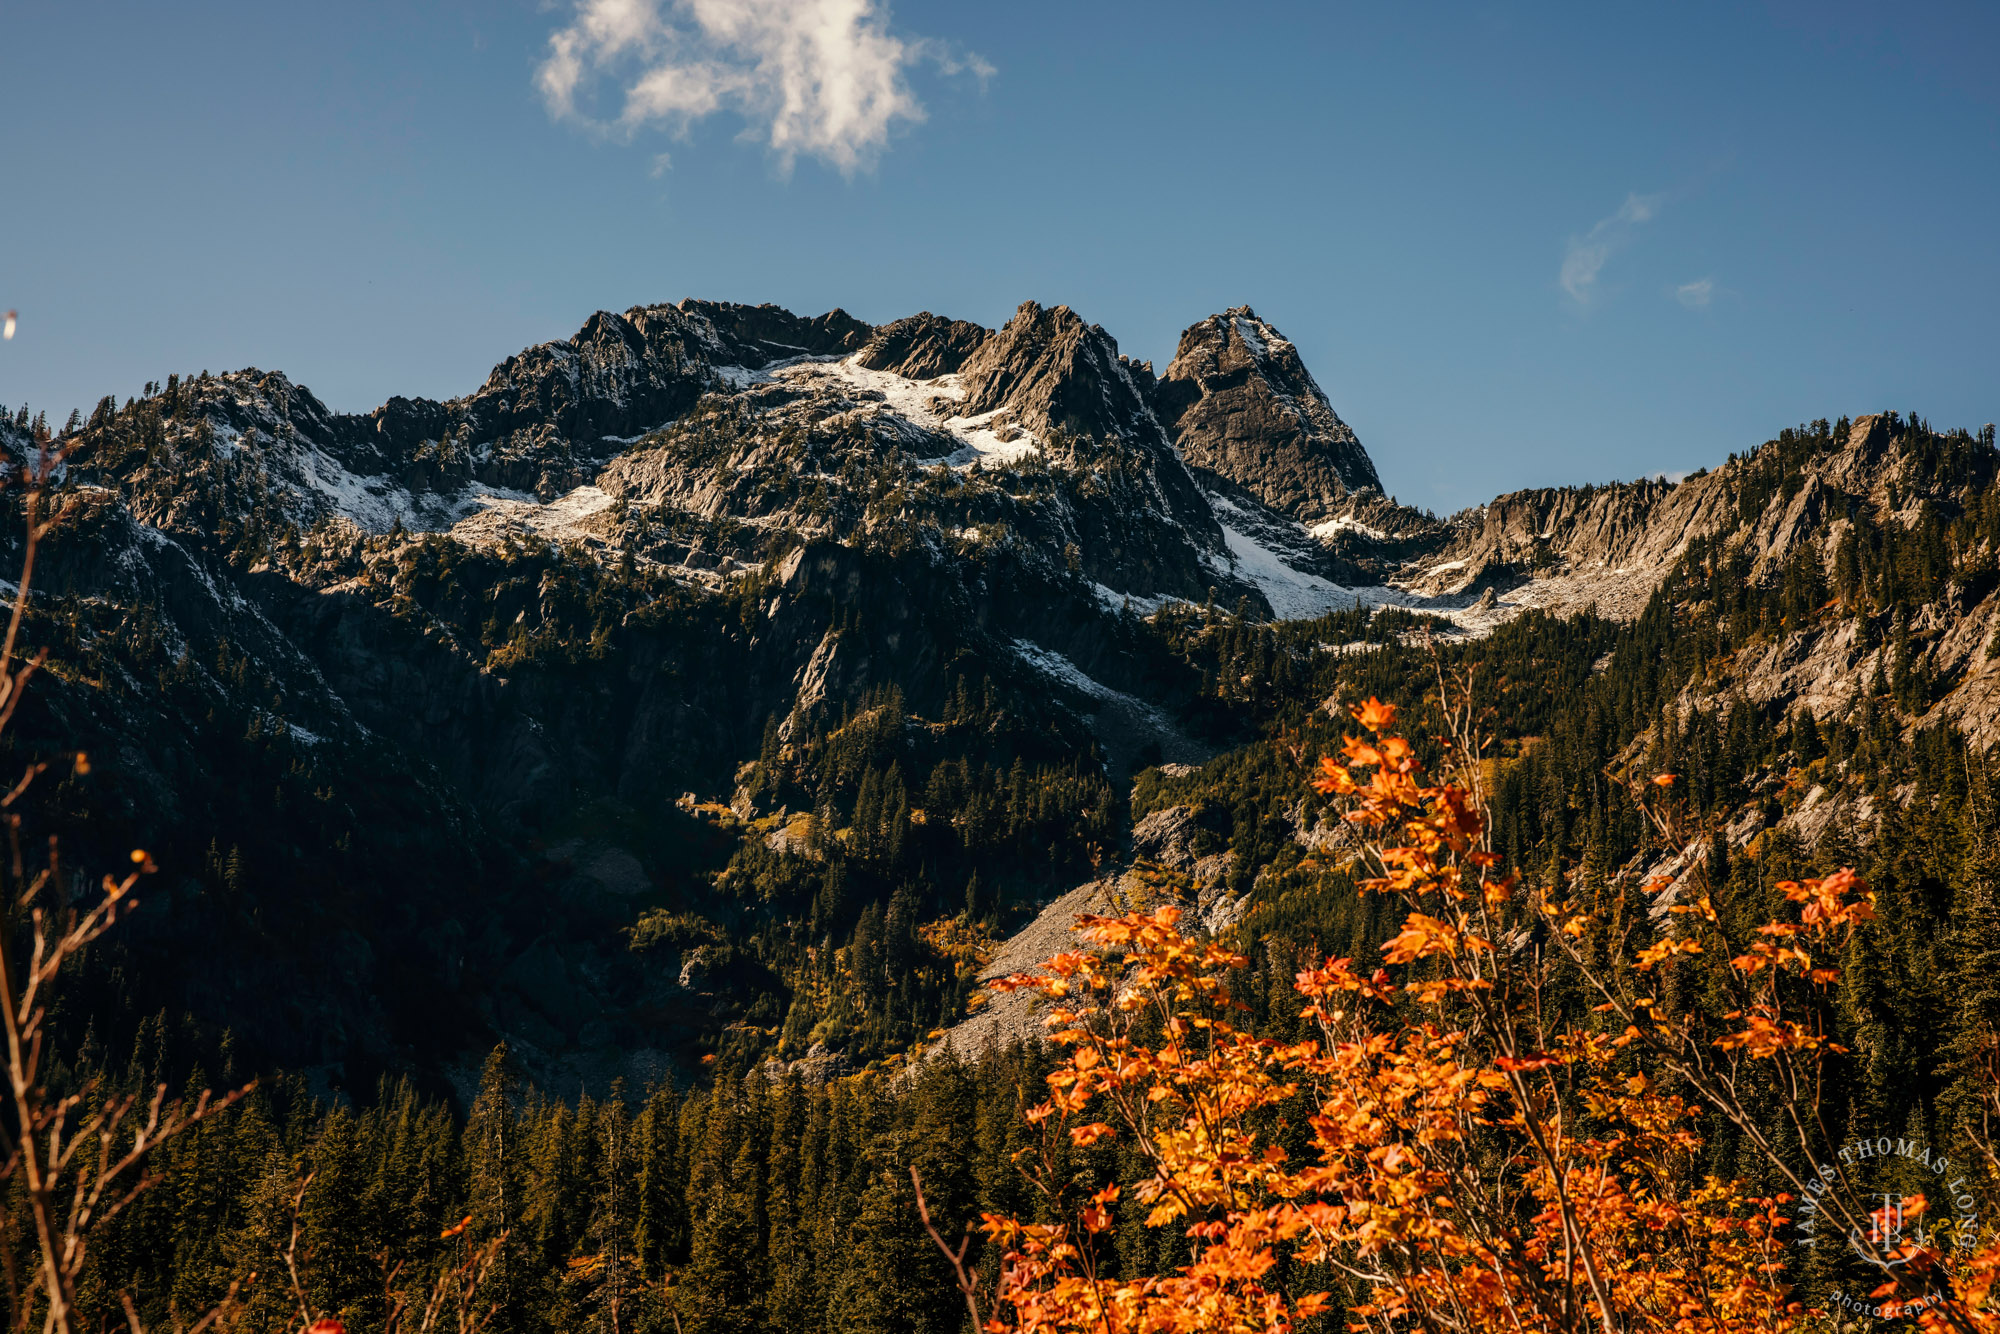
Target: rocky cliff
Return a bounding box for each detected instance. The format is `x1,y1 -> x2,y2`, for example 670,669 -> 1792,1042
1154,306 -> 1381,523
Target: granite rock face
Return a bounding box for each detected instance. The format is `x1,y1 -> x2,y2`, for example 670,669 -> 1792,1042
675,299 -> 872,365
954,301 -> 1223,540
854,312 -> 990,379
1380,416 -> 1917,614
1155,307 -> 1381,523
957,302 -> 1154,439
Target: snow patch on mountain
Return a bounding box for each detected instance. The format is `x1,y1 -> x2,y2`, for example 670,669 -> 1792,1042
289,441 -> 427,531
1011,640 -> 1134,704
1203,494 -> 1574,636
817,356 -> 1042,465
1210,516 -> 1358,620
1231,316 -> 1268,358
722,354 -> 1042,466
713,364 -> 766,390
1308,515 -> 1390,542
1092,584 -> 1174,617
1011,640 -> 1210,772
449,485 -> 617,545
934,406 -> 1040,466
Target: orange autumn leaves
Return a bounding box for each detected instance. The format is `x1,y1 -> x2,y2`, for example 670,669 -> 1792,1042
967,696 -> 1974,1334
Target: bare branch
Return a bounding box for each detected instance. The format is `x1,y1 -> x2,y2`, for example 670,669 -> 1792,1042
910,1166 -> 983,1332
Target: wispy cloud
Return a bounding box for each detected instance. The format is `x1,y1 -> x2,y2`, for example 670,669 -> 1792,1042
1675,277 -> 1715,308
537,0 -> 992,175
1559,192 -> 1662,305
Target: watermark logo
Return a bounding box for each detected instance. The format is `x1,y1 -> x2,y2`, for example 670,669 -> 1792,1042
1827,1288 -> 1943,1322
1795,1135 -> 1979,1271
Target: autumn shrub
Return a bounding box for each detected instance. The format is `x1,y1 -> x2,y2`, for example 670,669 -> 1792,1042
961,696 -> 2000,1334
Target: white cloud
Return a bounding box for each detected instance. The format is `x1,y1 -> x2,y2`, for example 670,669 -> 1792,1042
537,0 -> 991,174
1675,277 -> 1715,308
1560,192 -> 1663,305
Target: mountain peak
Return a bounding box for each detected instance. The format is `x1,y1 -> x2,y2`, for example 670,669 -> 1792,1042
955,301 -> 1151,443
1154,308 -> 1382,524
853,312 -> 989,379
674,299 -> 872,365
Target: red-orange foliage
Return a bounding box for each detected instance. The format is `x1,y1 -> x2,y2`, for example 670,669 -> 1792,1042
968,696 -> 2000,1334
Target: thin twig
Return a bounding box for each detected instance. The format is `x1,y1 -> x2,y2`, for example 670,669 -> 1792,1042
911,1166 -> 983,1332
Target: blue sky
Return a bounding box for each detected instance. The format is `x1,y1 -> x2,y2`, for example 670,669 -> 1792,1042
1,1 -> 1995,513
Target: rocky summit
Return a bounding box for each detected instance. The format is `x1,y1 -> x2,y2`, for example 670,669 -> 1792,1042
1,294 -> 1996,1103
1155,306 -> 1381,523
